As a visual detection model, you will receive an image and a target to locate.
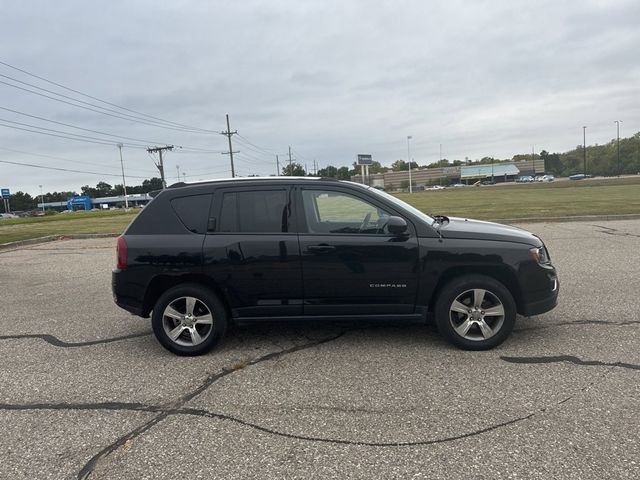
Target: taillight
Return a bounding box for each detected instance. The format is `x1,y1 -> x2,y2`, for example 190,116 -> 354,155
116,236 -> 128,270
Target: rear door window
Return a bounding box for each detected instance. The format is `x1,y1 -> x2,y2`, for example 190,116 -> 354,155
217,189 -> 290,233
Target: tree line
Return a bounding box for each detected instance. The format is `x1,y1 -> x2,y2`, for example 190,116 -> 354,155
5,132 -> 639,212
4,177 -> 165,212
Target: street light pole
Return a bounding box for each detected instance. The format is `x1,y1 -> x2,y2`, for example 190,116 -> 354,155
39,184 -> 44,213
117,144 -> 129,208
439,143 -> 443,185
582,126 -> 587,175
407,135 -> 413,193
615,120 -> 622,176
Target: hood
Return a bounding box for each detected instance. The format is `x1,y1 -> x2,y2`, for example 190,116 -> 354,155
437,217 -> 541,245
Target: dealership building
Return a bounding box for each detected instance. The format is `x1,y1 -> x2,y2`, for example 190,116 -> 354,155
37,193 -> 153,211
352,158 -> 546,190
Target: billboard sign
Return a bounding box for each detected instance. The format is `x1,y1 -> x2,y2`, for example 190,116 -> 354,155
357,154 -> 373,165
1,188 -> 10,199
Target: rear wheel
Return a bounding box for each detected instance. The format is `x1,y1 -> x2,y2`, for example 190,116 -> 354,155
151,284 -> 227,356
435,275 -> 516,350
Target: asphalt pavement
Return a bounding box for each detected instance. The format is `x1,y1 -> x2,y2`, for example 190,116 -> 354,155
0,220 -> 638,479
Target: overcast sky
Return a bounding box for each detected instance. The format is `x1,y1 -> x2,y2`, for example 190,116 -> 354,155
1,0 -> 639,195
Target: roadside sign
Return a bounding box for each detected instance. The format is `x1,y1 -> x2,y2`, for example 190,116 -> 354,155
357,154 -> 373,165
1,188 -> 10,199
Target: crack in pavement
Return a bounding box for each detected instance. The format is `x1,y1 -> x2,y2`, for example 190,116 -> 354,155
514,318 -> 640,333
74,331 -> 346,479
2,339 -> 634,477
592,224 -> 640,238
501,355 -> 640,371
2,317 -> 634,349
0,332 -> 151,348
0,400 -> 535,448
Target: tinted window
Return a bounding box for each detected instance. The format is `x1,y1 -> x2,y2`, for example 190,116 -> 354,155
218,192 -> 238,232
302,190 -> 391,234
218,190 -> 289,233
170,194 -> 212,234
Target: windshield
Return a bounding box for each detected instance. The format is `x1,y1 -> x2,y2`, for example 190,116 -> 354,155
365,186 -> 434,223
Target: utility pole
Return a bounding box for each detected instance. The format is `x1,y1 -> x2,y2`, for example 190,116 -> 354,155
288,146 -> 293,176
615,120 -> 622,176
220,114 -> 238,178
407,136 -> 413,193
117,144 -> 129,208
147,145 -> 173,189
532,145 -> 535,175
39,184 -> 44,212
176,164 -> 181,183
583,126 -> 587,175
276,155 -> 280,176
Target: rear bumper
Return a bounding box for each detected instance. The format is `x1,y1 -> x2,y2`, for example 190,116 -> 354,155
112,269 -> 146,317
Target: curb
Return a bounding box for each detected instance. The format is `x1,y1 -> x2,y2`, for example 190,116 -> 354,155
0,233 -> 119,252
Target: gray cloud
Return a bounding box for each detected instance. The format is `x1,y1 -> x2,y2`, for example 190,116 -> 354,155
1,0 -> 638,194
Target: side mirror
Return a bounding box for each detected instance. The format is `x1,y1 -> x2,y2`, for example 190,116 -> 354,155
387,216 -> 408,235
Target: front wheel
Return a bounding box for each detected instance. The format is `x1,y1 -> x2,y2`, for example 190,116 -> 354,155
434,275 -> 516,350
151,284 -> 228,356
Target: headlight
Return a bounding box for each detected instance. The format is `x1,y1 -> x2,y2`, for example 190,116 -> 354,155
530,246 -> 550,264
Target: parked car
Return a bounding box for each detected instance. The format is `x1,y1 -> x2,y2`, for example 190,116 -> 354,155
112,178 -> 559,355
452,183 -> 467,187
480,179 -> 496,185
516,176 -> 534,183
0,213 -> 18,219
569,173 -> 592,180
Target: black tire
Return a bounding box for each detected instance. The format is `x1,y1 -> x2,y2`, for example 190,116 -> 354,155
434,274 -> 516,350
151,283 -> 228,356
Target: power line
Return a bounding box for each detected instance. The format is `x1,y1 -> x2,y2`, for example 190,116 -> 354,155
235,134 -> 278,155
0,59 -> 216,133
0,78 -> 209,134
0,105 -> 223,152
235,150 -> 275,165
234,138 -> 274,157
0,71 -> 213,134
0,145 -> 156,174
0,120 -> 147,147
0,158 -> 150,179
0,105 -> 180,147
0,117 -> 148,148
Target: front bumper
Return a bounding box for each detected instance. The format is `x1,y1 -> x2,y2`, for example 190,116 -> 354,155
519,271 -> 559,316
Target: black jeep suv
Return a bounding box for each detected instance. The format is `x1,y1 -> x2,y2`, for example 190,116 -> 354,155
112,177 -> 558,355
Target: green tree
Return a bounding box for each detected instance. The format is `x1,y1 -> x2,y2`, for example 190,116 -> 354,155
317,165 -> 339,178
368,161 -> 388,174
391,160 -> 419,171
7,191 -> 35,211
81,185 -> 98,197
95,182 -> 113,197
141,178 -> 164,192
281,162 -> 306,176
336,166 -> 351,180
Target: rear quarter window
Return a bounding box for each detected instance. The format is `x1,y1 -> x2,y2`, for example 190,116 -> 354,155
170,194 -> 212,234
